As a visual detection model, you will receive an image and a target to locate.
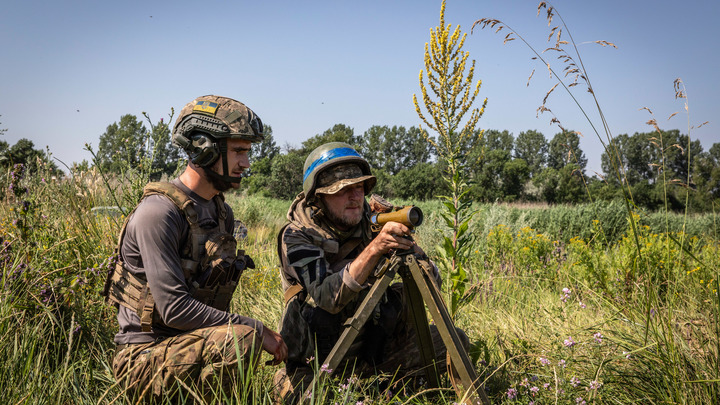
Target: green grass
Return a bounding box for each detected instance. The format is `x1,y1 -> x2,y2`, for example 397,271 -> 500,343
0,163 -> 718,404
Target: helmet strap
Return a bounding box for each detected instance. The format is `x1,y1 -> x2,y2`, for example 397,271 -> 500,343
206,138 -> 244,186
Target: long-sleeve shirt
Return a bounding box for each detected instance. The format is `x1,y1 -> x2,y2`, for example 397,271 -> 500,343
114,179 -> 263,345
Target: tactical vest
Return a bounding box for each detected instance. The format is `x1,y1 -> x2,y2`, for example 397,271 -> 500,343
278,202 -> 370,305
102,182 -> 252,332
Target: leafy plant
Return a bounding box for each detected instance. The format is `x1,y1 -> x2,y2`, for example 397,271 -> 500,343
473,2 -> 717,401
413,0 -> 487,318
84,110 -> 177,215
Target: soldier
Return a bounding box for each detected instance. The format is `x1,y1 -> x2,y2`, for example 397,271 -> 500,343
104,95 -> 287,402
273,142 -> 466,403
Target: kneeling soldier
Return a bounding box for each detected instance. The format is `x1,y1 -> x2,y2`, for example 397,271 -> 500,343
104,95 -> 287,402
274,142 -> 467,403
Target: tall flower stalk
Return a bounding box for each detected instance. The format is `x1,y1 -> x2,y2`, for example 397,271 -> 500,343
413,0 -> 487,318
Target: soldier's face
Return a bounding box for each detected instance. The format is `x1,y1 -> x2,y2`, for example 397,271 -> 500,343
321,183 -> 365,231
211,138 -> 251,189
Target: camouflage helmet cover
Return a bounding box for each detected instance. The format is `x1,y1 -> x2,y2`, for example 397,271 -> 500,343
172,95 -> 264,148
302,142 -> 376,197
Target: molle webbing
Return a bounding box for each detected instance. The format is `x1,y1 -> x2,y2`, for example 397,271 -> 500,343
143,182 -> 226,265
104,181 -> 230,332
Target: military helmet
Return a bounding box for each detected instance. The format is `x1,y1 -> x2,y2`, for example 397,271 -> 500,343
172,95 -> 264,166
302,142 -> 376,198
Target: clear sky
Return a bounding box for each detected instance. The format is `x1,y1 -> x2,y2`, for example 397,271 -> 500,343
1,0 -> 717,176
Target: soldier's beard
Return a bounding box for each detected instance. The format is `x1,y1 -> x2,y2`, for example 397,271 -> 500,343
324,202 -> 363,231
204,167 -> 238,192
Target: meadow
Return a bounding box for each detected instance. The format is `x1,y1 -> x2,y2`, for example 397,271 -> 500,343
0,160 -> 717,404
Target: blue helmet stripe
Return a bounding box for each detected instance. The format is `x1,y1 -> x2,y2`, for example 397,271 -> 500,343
303,147 -> 361,182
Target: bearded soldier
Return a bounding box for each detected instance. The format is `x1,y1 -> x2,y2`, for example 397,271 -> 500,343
273,142 -> 467,403
103,95 -> 287,401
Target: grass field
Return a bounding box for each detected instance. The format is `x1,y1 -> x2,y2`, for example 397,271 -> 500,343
0,162 -> 718,404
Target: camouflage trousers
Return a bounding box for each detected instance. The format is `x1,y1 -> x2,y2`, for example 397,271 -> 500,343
273,323 -> 469,404
113,324 -> 262,403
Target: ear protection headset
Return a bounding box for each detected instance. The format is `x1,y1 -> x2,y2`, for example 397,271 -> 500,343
173,131 -> 221,167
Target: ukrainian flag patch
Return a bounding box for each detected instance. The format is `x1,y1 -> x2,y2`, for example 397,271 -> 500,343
193,101 -> 218,115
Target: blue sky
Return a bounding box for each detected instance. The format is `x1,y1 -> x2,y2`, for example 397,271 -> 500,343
1,0 -> 717,176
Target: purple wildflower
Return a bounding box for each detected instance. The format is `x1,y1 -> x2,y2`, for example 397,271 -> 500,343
558,359 -> 566,368
539,357 -> 550,366
593,332 -> 603,344
320,363 -> 332,374
506,387 -> 518,400
39,285 -> 55,305
576,397 -> 587,405
570,377 -> 581,387
588,380 -> 603,390
530,386 -> 539,395
564,337 -> 576,347
561,287 -> 571,303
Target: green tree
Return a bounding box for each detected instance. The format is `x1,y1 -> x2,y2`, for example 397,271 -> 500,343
96,113 -> 180,179
693,143 -> 720,209
501,158 -> 529,202
469,129 -> 514,202
96,114 -> 149,174
388,162 -> 446,201
146,116 -> 183,179
534,164 -> 587,204
548,130 -> 587,171
413,0 -> 487,319
357,125 -> 434,175
601,132 -> 656,185
658,130 -> 703,184
243,157 -> 273,196
514,129 -> 548,178
243,125 -> 279,196
0,138 -> 59,174
267,150 -> 304,200
248,124 -> 279,162
301,124 -> 357,153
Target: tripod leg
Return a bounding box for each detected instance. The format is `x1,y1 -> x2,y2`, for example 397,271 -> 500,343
401,271 -> 441,389
404,255 -> 491,405
302,255 -> 400,401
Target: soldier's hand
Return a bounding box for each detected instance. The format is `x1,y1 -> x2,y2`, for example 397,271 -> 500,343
261,326 -> 288,366
371,221 -> 414,255
349,221 -> 416,285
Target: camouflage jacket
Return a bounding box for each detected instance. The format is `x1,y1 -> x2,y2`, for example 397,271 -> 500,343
277,193 -> 440,366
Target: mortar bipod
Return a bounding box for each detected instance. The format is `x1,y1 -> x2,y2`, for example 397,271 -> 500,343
303,250 -> 490,405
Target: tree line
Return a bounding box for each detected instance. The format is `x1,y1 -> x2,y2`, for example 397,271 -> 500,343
2,113 -> 717,212
240,123 -> 718,212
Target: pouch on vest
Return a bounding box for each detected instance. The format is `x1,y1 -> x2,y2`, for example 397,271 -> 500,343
190,232 -> 254,311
